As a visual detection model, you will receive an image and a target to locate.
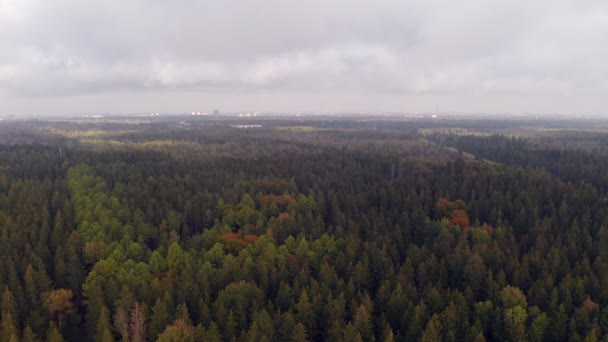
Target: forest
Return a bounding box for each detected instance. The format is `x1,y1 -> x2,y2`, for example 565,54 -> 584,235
1,114 -> 608,341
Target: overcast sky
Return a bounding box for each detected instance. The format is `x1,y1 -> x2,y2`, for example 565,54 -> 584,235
1,0 -> 608,116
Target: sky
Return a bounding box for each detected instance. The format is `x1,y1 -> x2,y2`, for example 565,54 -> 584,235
1,0 -> 608,116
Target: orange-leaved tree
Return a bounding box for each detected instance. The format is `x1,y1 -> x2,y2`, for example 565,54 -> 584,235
42,288 -> 74,330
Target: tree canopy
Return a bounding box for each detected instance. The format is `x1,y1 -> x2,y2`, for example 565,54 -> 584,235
0,116 -> 608,340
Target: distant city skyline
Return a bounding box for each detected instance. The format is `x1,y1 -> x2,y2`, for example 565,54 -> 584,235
1,0 -> 608,116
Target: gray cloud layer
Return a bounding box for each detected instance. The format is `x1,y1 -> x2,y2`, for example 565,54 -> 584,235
1,0 -> 607,115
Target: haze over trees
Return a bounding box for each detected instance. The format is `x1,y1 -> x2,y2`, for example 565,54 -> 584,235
1,115 -> 608,341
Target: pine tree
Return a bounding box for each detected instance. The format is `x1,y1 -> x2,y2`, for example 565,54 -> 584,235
0,312 -> 19,342
95,306 -> 113,342
342,322 -> 363,342
296,290 -> 313,331
204,322 -> 222,341
353,304 -> 373,341
503,306 -> 527,342
149,299 -> 171,341
22,325 -> 39,342
47,322 -> 64,342
421,314 -> 442,342
224,310 -> 238,341
382,324 -> 395,342
175,302 -> 191,325
291,322 -> 308,342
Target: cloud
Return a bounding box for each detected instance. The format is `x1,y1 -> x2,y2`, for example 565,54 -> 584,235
1,0 -> 608,115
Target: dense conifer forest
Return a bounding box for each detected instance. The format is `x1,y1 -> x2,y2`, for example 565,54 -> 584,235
2,115 -> 608,341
